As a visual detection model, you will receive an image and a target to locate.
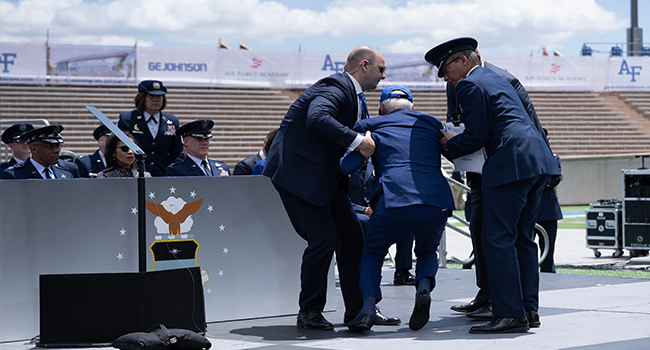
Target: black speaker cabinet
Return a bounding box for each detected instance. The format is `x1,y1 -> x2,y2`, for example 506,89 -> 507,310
39,267 -> 206,347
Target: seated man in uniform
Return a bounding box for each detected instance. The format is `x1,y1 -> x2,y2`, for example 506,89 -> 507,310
2,125 -> 74,180
75,124 -> 111,178
165,119 -> 230,177
340,85 -> 454,332
1,123 -> 34,173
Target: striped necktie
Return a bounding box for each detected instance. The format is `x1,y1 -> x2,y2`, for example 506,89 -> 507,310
359,92 -> 370,120
201,160 -> 212,176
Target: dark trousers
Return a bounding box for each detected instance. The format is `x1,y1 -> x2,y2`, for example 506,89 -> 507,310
359,196 -> 447,301
394,231 -> 415,271
482,174 -> 551,318
538,220 -> 558,273
275,184 -> 364,313
465,173 -> 490,303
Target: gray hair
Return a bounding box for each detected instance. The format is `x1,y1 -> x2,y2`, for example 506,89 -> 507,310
449,49 -> 479,65
381,94 -> 413,114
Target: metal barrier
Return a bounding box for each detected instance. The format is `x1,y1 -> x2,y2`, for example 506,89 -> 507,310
442,174 -> 550,267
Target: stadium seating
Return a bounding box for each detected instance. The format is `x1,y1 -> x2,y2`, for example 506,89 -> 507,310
2,83 -> 650,168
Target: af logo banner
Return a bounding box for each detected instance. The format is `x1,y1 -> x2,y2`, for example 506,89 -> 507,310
606,57 -> 649,90
145,186 -> 229,288
0,43 -> 46,81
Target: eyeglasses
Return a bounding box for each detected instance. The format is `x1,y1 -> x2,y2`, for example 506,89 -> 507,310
368,60 -> 386,74
118,146 -> 131,152
439,56 -> 461,76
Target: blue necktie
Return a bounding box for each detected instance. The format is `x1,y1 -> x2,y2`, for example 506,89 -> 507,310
44,167 -> 53,179
359,92 -> 370,120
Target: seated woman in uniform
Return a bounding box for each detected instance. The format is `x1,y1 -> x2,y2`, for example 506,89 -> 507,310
97,132 -> 151,178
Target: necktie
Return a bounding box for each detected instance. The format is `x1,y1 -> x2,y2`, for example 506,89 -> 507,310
359,92 -> 370,120
44,167 -> 53,179
201,160 -> 212,176
148,113 -> 158,137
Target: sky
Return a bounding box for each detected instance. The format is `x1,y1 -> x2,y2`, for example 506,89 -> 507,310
0,0 -> 648,57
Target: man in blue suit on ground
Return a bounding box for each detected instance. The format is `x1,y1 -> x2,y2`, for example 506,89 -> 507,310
341,85 -> 455,332
427,37 -> 560,334
263,45 -> 389,330
165,119 -> 230,177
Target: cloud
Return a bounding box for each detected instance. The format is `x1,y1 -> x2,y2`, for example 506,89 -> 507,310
0,0 -> 626,54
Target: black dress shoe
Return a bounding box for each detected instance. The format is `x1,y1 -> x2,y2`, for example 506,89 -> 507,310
469,317 -> 530,334
409,290 -> 431,331
466,303 -> 492,321
450,299 -> 488,313
297,309 -> 334,330
374,306 -> 401,325
393,269 -> 416,285
343,310 -> 358,326
347,313 -> 374,332
526,310 -> 541,328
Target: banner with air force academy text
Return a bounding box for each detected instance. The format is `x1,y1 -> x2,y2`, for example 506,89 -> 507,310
2,42 -> 649,91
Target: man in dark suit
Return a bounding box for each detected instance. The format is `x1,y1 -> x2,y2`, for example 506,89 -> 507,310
233,128 -> 277,175
1,123 -> 34,173
75,125 -> 111,178
427,37 -> 560,334
445,50 -> 552,321
340,85 -> 455,332
165,119 -> 230,177
2,125 -> 74,180
118,80 -> 183,176
263,45 -> 385,330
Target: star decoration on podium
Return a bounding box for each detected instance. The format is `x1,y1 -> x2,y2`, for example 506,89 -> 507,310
131,207 -> 138,215
218,270 -> 224,276
117,253 -> 124,260
119,228 -> 126,236
207,205 -> 214,212
169,186 -> 176,194
219,224 -> 225,231
149,192 -> 155,199
190,191 -> 197,198
223,247 -> 229,254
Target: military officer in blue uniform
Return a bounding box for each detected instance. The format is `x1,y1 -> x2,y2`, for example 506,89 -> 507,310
1,123 -> 34,173
2,125 -> 74,180
75,124 -> 111,177
340,85 -> 455,332
445,49 -> 551,321
165,119 -> 230,177
118,80 -> 183,176
427,37 -> 560,334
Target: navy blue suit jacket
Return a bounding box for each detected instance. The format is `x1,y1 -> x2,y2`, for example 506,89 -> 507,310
263,72 -> 360,206
75,150 -> 106,178
1,159 -> 74,179
0,158 -> 18,174
57,160 -> 80,178
233,152 -> 263,175
165,156 -> 231,177
446,66 -> 560,189
118,110 -> 183,177
340,108 -> 455,211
